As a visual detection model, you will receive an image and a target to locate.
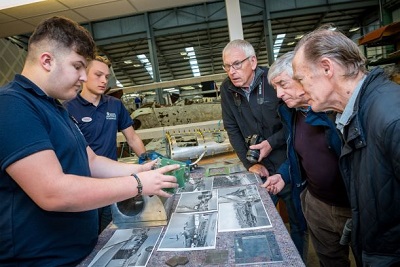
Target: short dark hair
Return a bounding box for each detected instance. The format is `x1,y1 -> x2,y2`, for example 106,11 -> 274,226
28,16 -> 96,60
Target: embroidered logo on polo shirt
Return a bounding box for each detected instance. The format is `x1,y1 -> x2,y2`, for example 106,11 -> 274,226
82,117 -> 92,122
106,112 -> 117,120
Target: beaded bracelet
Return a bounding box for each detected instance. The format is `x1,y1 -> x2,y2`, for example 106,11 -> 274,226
131,173 -> 143,196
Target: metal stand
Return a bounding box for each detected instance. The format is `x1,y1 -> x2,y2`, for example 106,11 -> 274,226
111,195 -> 168,228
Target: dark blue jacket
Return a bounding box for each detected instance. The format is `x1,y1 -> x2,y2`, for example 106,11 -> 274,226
277,104 -> 342,233
339,67 -> 400,265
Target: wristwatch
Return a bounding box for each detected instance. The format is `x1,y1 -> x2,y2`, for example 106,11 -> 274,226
131,173 -> 142,196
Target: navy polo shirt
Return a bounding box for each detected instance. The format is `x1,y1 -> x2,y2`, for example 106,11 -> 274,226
0,74 -> 97,265
64,94 -> 133,160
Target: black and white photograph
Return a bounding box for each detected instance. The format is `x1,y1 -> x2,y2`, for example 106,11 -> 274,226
157,211 -> 218,251
234,231 -> 283,265
178,176 -> 213,193
88,227 -> 163,267
212,172 -> 259,189
217,185 -> 272,232
175,190 -> 218,213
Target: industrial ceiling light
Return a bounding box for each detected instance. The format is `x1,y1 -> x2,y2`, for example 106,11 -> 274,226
273,33 -> 286,60
137,54 -> 154,79
0,0 -> 45,10
185,47 -> 201,77
295,34 -> 304,40
287,41 -> 295,46
349,27 -> 360,32
164,88 -> 179,93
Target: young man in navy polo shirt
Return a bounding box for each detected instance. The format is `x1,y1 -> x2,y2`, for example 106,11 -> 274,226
0,16 -> 178,266
64,56 -> 146,233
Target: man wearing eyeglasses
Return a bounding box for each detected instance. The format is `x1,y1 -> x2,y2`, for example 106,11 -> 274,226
219,39 -> 307,261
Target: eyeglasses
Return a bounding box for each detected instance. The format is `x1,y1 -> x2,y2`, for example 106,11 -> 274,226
222,56 -> 250,71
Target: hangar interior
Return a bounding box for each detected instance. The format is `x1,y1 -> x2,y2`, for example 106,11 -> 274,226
1,0 -> 399,106
0,1 -> 399,266
2,0 -> 398,160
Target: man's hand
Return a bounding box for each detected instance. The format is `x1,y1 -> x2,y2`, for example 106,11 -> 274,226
249,140 -> 272,162
260,173 -> 285,195
140,159 -> 157,171
249,163 -> 270,177
138,164 -> 179,198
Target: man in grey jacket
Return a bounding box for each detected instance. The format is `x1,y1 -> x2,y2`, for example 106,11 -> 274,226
220,39 -> 307,260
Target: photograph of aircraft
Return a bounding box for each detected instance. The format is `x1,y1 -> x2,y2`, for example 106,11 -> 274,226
217,185 -> 271,232
175,190 -> 218,213
88,227 -> 163,267
158,211 -> 217,251
212,172 -> 259,189
178,176 -> 213,193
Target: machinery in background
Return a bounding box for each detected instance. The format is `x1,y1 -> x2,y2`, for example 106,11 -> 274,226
117,97 -> 234,168
165,129 -> 233,161
117,120 -> 233,163
131,101 -> 222,130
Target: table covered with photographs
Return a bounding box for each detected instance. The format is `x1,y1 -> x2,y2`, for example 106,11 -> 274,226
78,155 -> 305,267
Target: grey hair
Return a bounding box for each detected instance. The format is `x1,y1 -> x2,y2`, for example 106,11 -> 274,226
267,51 -> 294,84
294,24 -> 367,77
222,39 -> 256,59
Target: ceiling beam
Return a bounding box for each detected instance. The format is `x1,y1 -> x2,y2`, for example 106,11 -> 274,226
109,73 -> 227,94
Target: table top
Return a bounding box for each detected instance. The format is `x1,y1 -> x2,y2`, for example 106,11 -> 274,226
78,154 -> 305,267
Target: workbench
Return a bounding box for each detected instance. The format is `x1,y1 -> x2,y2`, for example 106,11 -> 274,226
78,153 -> 305,267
